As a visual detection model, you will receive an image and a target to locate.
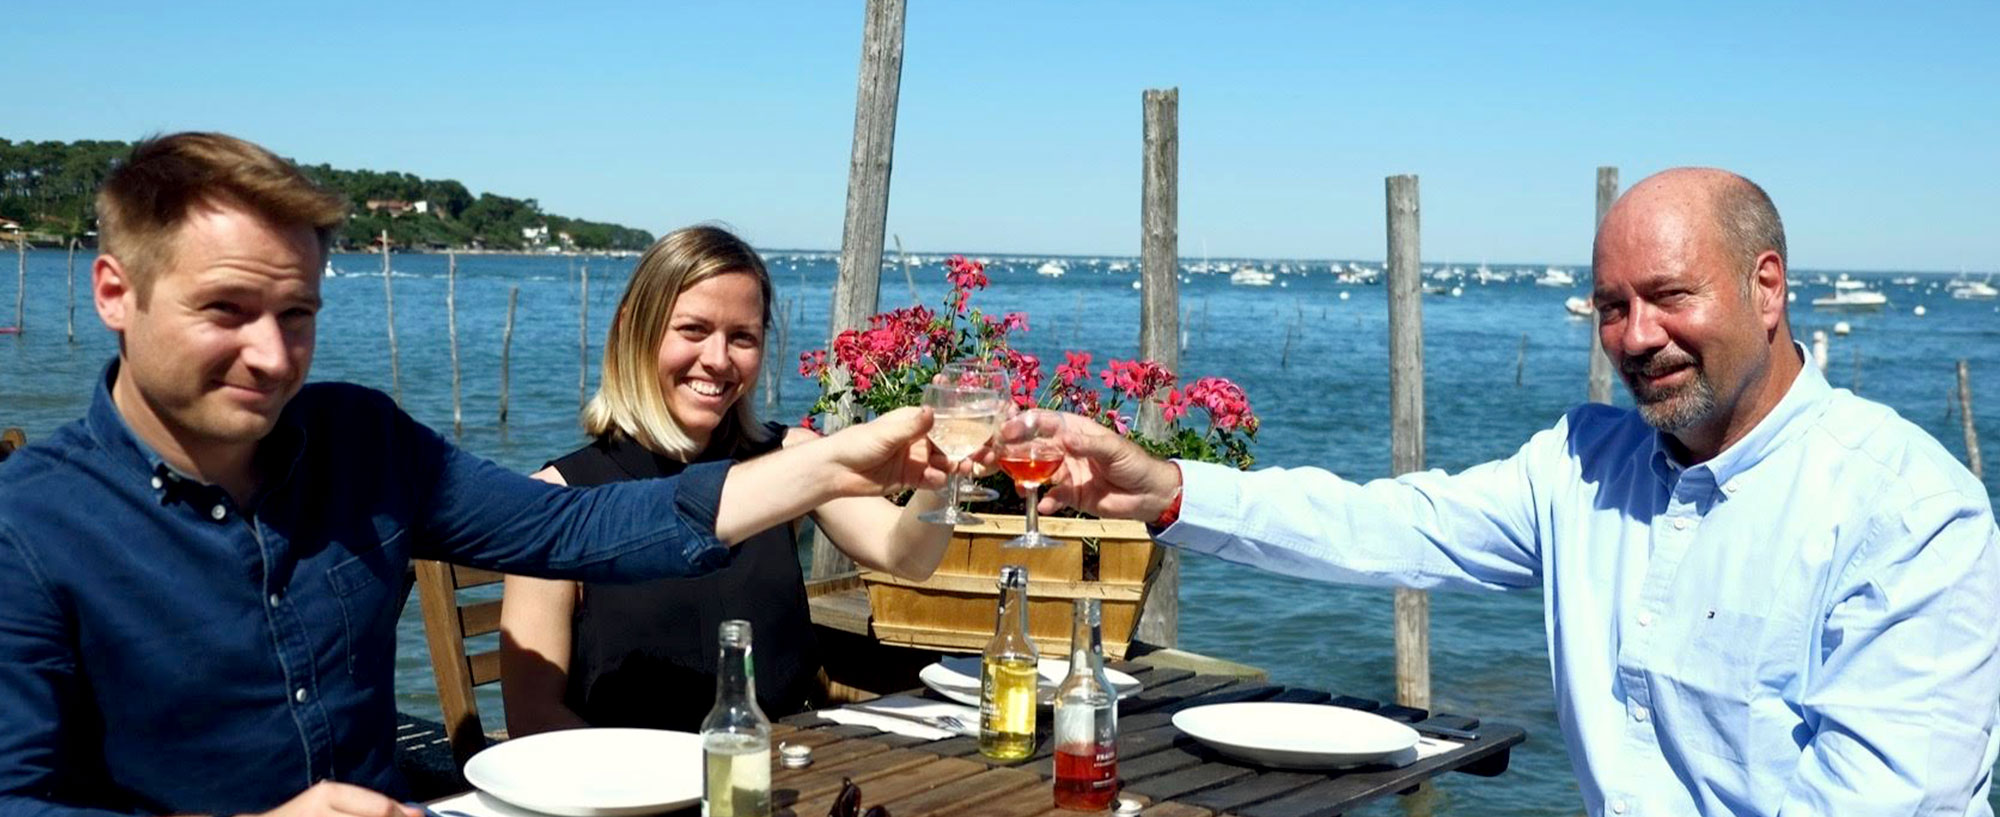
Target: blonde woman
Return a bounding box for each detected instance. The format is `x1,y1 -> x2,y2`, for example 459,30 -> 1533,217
500,226 -> 951,735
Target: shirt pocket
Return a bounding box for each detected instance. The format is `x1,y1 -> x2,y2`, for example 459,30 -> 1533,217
325,526 -> 408,681
1659,608 -> 1767,764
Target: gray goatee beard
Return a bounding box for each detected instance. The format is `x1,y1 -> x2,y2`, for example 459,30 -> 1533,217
1624,353 -> 1717,433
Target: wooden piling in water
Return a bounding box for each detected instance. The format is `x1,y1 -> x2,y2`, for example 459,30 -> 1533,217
1137,86 -> 1182,648
1589,167 -> 1619,404
579,261 -> 591,411
1385,174 -> 1430,710
448,252 -> 462,438
14,237 -> 24,334
500,286 -> 518,426
814,0 -> 907,580
1960,360 -> 1982,479
1516,333 -> 1528,387
66,238 -> 77,343
380,231 -> 402,406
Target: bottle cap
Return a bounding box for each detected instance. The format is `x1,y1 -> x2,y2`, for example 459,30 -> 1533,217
718,619 -> 753,647
778,742 -> 812,768
1113,796 -> 1143,815
998,565 -> 1029,589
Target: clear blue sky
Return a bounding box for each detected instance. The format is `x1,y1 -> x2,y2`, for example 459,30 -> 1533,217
8,1 -> 1996,270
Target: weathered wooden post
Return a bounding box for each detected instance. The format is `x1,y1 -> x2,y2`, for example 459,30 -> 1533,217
579,261 -> 591,411
14,237 -> 24,334
815,0 -> 907,580
66,238 -> 78,342
1589,167 -> 1619,404
1516,333 -> 1528,387
1960,360 -> 1982,479
1385,174 -> 1430,710
448,251 -> 462,438
500,286 -> 518,426
379,231 -> 402,406
1136,87 -> 1182,648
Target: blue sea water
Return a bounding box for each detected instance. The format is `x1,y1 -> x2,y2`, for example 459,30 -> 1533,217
4,248 -> 1998,815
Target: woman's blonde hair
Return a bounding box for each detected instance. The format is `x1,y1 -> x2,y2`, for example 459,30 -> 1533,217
582,225 -> 775,458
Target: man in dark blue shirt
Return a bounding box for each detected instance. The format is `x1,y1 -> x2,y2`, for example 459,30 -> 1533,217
0,133 -> 948,817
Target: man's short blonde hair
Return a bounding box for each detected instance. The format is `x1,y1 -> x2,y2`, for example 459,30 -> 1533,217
96,132 -> 348,302
583,225 -> 775,457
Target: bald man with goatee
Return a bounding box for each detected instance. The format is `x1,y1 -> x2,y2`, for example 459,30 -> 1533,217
1029,168 -> 2000,816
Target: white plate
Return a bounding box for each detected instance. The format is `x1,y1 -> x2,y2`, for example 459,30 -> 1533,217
919,655 -> 1142,707
1172,702 -> 1420,770
463,728 -> 704,817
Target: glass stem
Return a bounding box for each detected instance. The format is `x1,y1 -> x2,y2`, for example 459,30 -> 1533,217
946,461 -> 963,509
1023,484 -> 1040,534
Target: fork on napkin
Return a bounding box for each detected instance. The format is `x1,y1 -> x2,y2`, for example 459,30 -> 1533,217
817,694 -> 979,740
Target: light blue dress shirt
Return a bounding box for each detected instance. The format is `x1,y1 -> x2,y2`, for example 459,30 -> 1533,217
1163,352 -> 2000,816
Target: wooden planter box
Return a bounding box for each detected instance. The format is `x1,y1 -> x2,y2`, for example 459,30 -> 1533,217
859,515 -> 1160,659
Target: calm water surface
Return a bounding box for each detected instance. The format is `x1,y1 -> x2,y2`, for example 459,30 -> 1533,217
5,249 -> 1997,815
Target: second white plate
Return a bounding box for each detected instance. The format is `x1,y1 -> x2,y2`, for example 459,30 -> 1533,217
919,655 -> 1142,707
1172,702 -> 1420,770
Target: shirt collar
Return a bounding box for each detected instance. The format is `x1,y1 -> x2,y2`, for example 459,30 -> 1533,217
1648,341 -> 1829,488
82,356 -> 311,499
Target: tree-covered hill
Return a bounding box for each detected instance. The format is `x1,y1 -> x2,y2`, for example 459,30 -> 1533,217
0,138 -> 654,252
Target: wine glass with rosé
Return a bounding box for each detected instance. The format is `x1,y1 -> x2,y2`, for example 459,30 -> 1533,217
997,408 -> 1067,549
939,359 -> 1010,503
917,383 -> 1003,526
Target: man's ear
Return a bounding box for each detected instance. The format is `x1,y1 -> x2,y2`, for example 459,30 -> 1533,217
1751,250 -> 1786,332
93,254 -> 136,333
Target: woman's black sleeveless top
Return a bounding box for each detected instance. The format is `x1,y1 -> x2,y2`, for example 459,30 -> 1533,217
549,424 -> 819,730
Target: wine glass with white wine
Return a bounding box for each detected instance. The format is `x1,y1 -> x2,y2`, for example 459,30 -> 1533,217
917,383 -> 1002,525
938,359 -> 1010,503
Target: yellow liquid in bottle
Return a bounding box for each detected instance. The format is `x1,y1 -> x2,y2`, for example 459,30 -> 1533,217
980,655 -> 1039,760
703,734 -> 770,817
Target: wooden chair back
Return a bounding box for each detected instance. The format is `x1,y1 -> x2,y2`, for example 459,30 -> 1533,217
412,559 -> 506,767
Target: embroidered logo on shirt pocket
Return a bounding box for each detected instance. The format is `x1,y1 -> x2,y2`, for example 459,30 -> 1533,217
1660,608 -> 1767,764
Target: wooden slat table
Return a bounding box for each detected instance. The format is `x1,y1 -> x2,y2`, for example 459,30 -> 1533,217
770,662 -> 1525,817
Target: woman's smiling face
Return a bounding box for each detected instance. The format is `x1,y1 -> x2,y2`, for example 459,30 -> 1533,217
655,272 -> 766,448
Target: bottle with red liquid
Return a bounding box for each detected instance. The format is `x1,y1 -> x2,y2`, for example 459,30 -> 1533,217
1053,598 -> 1118,810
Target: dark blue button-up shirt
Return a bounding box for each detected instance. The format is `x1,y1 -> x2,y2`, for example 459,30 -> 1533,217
0,362 -> 733,817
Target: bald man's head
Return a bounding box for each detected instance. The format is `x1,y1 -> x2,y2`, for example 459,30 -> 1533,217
1597,168 -> 1786,295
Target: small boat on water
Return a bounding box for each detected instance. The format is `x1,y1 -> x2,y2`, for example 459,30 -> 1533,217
1812,277 -> 1888,311
1950,280 -> 1998,300
1036,261 -> 1066,278
1229,267 -> 1275,287
1564,296 -> 1594,318
1536,267 -> 1576,287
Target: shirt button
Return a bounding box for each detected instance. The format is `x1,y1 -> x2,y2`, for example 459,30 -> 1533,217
151,476 -> 164,490
210,504 -> 228,521
1612,800 -> 1629,814
1724,483 -> 1739,494
1671,518 -> 1688,531
268,593 -> 282,608
1637,613 -> 1653,627
294,688 -> 310,703
1633,705 -> 1650,723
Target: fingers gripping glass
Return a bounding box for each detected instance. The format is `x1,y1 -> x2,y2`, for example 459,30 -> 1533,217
918,383 -> 1001,526
998,408 -> 1067,549
939,360 -> 1010,503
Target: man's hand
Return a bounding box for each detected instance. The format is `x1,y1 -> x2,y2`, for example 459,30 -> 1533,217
814,406 -> 953,499
1028,412 -> 1182,522
242,781 -> 422,817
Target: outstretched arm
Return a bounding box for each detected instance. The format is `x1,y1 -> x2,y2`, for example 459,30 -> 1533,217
775,427 -> 953,580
